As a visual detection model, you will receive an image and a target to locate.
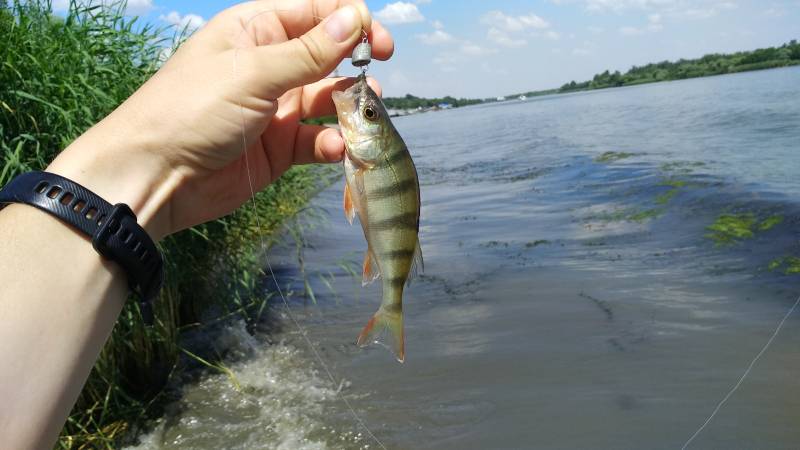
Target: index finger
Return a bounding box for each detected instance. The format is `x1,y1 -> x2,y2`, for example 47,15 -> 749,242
220,0 -> 394,60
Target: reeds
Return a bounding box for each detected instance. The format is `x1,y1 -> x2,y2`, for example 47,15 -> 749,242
1,2 -> 334,447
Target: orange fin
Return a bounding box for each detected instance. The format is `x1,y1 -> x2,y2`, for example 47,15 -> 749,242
357,307 -> 405,363
343,182 -> 355,225
362,249 -> 381,286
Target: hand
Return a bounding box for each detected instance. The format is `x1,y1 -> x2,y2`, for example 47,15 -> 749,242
47,0 -> 393,239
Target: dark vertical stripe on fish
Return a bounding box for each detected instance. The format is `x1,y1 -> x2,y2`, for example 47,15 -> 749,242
370,212 -> 418,231
367,178 -> 417,200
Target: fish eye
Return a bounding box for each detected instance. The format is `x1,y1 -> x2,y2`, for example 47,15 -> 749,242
363,106 -> 379,121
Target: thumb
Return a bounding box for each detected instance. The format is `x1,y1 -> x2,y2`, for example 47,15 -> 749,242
251,4 -> 370,99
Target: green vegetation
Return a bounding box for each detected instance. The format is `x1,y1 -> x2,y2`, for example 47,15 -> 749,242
769,256 -> 800,275
705,213 -> 784,245
382,94 -> 483,110
2,2 -> 332,447
595,151 -> 636,163
525,239 -> 550,248
303,114 -> 337,126
560,40 -> 800,93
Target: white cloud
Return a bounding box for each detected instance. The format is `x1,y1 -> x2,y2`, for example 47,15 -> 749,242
544,30 -> 562,40
762,7 -> 785,17
487,27 -> 527,47
460,42 -> 495,56
51,0 -> 153,15
416,29 -> 455,44
160,11 -> 206,30
554,0 -> 738,18
481,10 -> 550,31
431,19 -> 444,29
375,2 -> 425,25
433,54 -> 459,72
618,11 -> 664,36
619,26 -> 644,35
124,0 -> 153,15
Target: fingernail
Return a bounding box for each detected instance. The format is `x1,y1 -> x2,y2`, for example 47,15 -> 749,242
325,5 -> 358,43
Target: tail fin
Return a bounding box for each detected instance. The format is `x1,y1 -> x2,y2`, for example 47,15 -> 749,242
357,307 -> 405,363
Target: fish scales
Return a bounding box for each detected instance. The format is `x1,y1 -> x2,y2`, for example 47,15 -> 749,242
333,75 -> 422,363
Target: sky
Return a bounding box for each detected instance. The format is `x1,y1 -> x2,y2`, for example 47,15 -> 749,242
53,0 -> 800,98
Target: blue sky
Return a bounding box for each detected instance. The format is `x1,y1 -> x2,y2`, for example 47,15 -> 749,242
57,0 -> 800,98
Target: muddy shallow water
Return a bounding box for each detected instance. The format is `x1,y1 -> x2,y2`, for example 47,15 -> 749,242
129,67 -> 800,449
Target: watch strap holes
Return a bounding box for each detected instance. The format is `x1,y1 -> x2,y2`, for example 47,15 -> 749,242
35,182 -> 49,194
85,207 -> 98,220
60,193 -> 74,206
73,200 -> 86,213
47,186 -> 62,199
96,214 -> 106,226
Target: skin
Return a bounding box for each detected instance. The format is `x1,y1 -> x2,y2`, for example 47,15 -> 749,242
0,1 -> 393,448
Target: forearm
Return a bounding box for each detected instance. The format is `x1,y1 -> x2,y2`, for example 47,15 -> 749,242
0,203 -> 128,449
0,119 -> 175,448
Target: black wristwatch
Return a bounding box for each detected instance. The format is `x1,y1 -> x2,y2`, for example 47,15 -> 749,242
0,171 -> 163,324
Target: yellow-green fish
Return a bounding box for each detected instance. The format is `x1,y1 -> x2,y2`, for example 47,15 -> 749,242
332,75 -> 423,363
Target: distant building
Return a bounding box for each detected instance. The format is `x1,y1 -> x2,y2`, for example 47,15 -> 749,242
437,103 -> 453,109
496,96 -> 506,101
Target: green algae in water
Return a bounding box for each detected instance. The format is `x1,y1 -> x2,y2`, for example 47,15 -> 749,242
706,213 -> 784,245
706,213 -> 757,244
586,207 -> 664,224
660,160 -> 706,174
525,240 -> 551,248
659,179 -> 688,188
628,208 -> 663,222
759,215 -> 783,231
595,151 -> 636,163
655,189 -> 678,205
768,256 -> 800,275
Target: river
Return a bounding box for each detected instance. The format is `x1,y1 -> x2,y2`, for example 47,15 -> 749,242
129,66 -> 800,449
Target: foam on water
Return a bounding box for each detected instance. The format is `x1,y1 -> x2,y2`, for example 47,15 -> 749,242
125,321 -> 366,450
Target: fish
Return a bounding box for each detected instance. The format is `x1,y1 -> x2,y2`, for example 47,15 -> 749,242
332,74 -> 423,363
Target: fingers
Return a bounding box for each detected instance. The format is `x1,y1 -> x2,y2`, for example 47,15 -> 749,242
222,0 -> 392,58
301,76 -> 381,119
245,3 -> 367,99
294,125 -> 345,165
369,20 -> 394,60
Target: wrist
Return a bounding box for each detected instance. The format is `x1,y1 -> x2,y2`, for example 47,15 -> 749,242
46,117 -> 180,240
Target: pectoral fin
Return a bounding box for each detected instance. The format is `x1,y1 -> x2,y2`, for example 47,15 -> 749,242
362,248 -> 381,286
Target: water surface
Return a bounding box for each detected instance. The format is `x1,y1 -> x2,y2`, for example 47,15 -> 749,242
131,67 -> 800,449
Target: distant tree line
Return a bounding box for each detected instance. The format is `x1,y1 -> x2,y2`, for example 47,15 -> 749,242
348,39 -> 800,114
560,39 -> 800,92
382,94 -> 483,110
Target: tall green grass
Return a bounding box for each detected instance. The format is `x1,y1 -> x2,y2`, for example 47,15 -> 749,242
1,2 -> 334,447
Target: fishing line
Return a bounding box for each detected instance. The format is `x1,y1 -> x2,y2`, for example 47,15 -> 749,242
231,7 -> 388,450
680,292 -> 800,449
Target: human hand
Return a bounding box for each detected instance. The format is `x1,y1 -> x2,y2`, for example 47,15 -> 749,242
47,0 -> 393,239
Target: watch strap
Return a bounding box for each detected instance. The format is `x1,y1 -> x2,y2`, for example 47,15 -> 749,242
0,171 -> 163,323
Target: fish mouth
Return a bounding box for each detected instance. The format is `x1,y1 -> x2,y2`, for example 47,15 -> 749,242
333,76 -> 369,136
